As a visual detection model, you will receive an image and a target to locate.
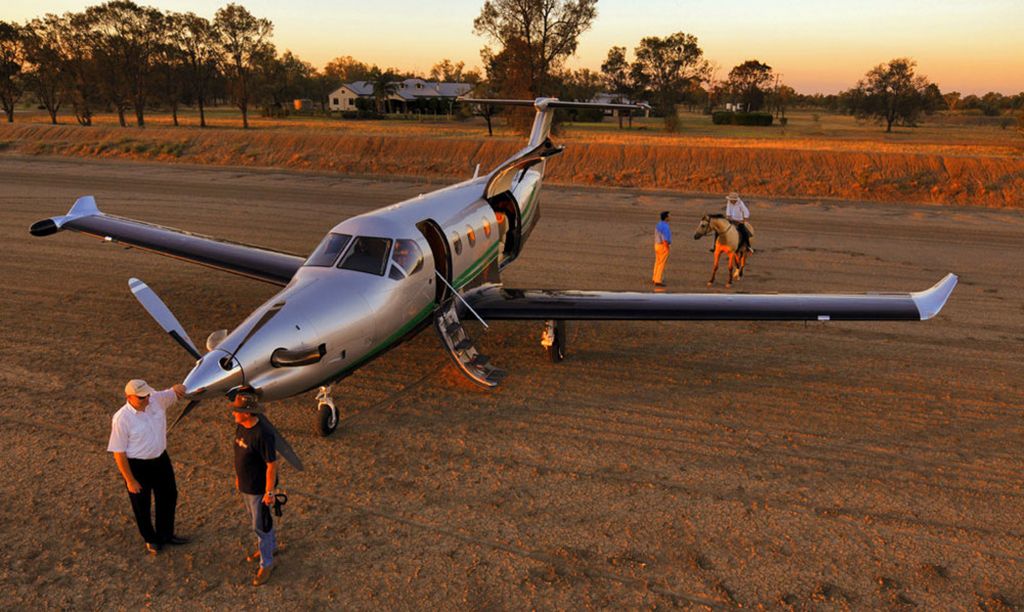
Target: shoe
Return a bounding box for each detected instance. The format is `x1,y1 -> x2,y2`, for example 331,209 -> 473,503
246,544 -> 284,563
653,282 -> 666,287
145,543 -> 161,555
253,564 -> 274,586
165,535 -> 191,546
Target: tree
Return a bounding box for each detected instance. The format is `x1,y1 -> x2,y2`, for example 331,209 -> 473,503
323,55 -> 372,83
175,12 -> 220,128
0,21 -> 25,123
61,12 -> 103,126
257,50 -> 315,116
943,91 -> 961,111
23,16 -> 67,124
430,59 -> 465,82
769,83 -> 796,120
726,59 -> 772,111
86,1 -> 165,127
367,67 -> 399,113
312,69 -> 340,112
600,46 -> 632,127
855,58 -> 935,132
153,12 -> 188,127
215,3 -> 274,129
630,32 -> 707,129
466,80 -> 502,136
600,46 -> 630,94
473,0 -> 598,98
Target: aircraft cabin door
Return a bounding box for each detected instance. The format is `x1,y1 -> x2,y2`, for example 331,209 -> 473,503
416,219 -> 451,305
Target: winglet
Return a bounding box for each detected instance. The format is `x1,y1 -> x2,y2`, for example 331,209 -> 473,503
30,195 -> 101,236
911,273 -> 957,320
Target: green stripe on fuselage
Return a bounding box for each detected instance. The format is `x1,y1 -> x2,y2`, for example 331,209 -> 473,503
454,239 -> 499,289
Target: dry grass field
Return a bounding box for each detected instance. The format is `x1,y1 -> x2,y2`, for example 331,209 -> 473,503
1,156 -> 1022,609
2,107 -> 1022,209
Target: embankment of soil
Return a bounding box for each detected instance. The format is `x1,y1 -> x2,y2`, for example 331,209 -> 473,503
2,123 -> 1021,207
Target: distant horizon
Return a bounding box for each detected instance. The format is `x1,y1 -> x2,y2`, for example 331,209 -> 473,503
3,0 -> 1021,96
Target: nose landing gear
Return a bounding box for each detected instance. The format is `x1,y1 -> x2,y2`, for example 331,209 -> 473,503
316,385 -> 339,436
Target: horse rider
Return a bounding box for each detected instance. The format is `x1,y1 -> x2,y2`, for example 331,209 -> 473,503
725,192 -> 754,253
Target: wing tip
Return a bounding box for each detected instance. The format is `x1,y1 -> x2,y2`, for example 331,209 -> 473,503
912,273 -> 958,320
29,195 -> 101,236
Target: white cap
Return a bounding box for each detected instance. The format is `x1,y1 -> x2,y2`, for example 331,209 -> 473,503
125,379 -> 155,397
727,192 -> 739,200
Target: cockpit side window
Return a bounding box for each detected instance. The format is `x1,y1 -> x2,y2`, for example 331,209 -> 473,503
338,236 -> 392,276
304,233 -> 352,267
389,239 -> 424,279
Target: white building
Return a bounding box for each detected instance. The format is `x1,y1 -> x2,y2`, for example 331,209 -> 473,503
328,79 -> 473,112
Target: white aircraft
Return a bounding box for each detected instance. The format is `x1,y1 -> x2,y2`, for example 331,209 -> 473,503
31,98 -> 957,467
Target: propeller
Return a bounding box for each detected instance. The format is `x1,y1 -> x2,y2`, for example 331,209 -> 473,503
129,278 -> 202,360
129,278 -> 208,428
128,278 -> 304,470
261,415 -> 304,471
170,398 -> 202,430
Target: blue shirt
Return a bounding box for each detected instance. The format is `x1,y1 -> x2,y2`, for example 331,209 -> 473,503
655,220 -> 672,245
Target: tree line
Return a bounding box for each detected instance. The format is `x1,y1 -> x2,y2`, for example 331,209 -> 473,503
2,0 -> 1021,132
472,0 -> 1023,132
0,1 -> 482,127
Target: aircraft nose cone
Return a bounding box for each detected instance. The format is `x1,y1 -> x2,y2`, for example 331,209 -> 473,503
183,349 -> 244,399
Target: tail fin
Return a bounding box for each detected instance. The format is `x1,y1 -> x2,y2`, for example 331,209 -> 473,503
459,97 -> 649,147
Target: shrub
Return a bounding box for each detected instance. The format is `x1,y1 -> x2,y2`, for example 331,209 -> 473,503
711,111 -> 773,126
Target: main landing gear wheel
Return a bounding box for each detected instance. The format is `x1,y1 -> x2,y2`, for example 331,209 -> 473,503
541,319 -> 567,363
315,385 -> 338,437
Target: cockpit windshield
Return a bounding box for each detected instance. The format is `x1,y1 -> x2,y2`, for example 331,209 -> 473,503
304,233 -> 352,267
338,236 -> 392,275
390,239 -> 424,278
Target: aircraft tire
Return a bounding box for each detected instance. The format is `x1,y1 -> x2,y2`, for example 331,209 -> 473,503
317,403 -> 338,437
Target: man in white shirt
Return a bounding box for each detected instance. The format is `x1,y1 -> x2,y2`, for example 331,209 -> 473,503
108,379 -> 189,554
725,192 -> 754,252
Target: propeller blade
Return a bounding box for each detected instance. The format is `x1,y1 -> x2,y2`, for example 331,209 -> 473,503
260,415 -> 304,471
170,398 -> 201,430
128,278 -> 202,360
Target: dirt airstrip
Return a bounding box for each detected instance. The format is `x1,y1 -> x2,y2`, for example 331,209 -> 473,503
1,156 -> 1022,609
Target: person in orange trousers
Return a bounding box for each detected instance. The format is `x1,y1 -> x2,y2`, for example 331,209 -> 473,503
652,210 -> 672,287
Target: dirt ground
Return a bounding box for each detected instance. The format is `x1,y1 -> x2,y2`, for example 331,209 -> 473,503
1,156 -> 1022,609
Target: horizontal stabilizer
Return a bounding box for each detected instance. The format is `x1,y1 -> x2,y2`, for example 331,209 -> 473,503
460,97 -> 650,112
464,274 -> 957,322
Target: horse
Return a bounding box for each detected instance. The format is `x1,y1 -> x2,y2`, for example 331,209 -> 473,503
693,214 -> 752,288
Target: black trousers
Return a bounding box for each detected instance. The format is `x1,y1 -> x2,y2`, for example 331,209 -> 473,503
126,451 -> 178,545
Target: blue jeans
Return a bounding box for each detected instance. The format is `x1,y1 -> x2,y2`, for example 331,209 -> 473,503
242,493 -> 275,569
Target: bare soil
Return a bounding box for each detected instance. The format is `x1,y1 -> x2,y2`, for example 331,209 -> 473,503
1,156 -> 1022,609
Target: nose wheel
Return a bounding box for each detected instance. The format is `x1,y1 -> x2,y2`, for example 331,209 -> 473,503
315,385 -> 339,437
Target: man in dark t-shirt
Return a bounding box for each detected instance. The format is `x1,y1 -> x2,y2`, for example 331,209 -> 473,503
232,393 -> 278,586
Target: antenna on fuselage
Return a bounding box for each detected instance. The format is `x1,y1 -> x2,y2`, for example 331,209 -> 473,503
472,163 -> 480,179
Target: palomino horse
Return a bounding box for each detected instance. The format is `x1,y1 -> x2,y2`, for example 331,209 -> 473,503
693,214 -> 752,288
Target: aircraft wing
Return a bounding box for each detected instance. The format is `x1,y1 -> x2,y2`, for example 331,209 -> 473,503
464,274 -> 957,322
30,196 -> 305,286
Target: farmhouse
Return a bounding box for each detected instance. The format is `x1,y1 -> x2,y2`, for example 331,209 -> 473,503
328,78 -> 473,112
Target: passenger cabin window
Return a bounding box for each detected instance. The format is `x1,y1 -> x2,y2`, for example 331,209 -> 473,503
389,239 -> 424,280
338,236 -> 392,275
305,233 -> 352,266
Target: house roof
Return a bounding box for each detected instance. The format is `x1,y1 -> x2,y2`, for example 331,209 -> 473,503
329,79 -> 473,101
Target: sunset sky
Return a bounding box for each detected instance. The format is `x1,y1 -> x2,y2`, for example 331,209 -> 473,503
4,0 -> 1021,95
